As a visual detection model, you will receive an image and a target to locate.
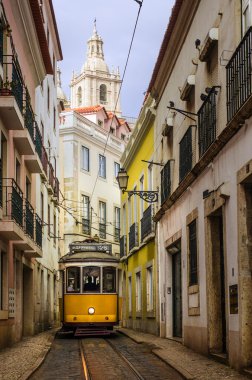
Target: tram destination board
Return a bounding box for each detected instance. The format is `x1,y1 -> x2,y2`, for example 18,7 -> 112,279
70,242 -> 112,254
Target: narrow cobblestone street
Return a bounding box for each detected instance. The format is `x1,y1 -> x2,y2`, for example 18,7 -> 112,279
0,328 -> 250,380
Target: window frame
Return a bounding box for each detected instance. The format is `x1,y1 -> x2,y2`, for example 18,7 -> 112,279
81,146 -> 90,172
99,154 -> 106,178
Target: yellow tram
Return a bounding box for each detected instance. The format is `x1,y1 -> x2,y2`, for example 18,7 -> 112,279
59,240 -> 119,336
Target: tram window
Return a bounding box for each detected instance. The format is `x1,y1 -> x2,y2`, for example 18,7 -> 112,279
83,266 -> 100,293
66,267 -> 80,293
103,267 -> 116,293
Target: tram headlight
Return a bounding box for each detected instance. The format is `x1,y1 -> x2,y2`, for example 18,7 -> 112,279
88,307 -> 95,315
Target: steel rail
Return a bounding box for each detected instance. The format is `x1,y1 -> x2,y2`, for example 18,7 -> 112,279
79,340 -> 92,380
106,338 -> 144,380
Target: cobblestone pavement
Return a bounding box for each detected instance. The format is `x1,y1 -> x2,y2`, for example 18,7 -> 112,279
0,329 -> 56,380
29,338 -> 83,380
0,327 -> 250,380
118,328 -> 250,380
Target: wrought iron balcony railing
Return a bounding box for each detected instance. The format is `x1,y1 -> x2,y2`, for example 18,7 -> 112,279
82,218 -> 90,235
114,227 -> 120,242
0,159 -> 2,208
179,126 -> 192,182
1,55 -> 24,113
24,88 -> 35,141
141,205 -> 154,242
129,222 -> 138,251
25,199 -> 34,239
198,87 -> 218,157
227,26 -> 252,122
1,178 -> 23,227
34,121 -> 43,160
161,160 -> 171,204
35,214 -> 42,248
99,223 -> 106,239
120,235 -> 127,258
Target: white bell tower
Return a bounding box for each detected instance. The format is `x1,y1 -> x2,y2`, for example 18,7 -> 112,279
70,21 -> 122,116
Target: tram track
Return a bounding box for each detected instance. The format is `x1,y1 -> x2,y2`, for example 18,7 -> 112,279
80,337 -> 144,380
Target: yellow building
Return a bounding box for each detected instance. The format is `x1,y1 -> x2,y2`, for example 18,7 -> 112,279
119,94 -> 159,335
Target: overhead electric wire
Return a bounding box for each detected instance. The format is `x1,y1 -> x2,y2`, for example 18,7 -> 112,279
89,0 -> 144,205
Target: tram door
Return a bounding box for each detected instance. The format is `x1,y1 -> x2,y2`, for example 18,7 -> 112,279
172,251 -> 182,338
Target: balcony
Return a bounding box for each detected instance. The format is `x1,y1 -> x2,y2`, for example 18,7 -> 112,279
0,55 -> 24,130
161,160 -> 172,204
35,214 -> 42,248
226,26 -> 252,125
179,126 -> 193,182
198,87 -> 218,157
99,223 -> 106,239
0,178 -> 24,240
25,199 -> 34,240
120,235 -> 127,258
141,205 -> 154,242
41,146 -> 49,180
129,222 -> 138,251
82,218 -> 90,235
47,162 -> 54,193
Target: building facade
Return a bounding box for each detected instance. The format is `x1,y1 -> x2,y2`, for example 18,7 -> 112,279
119,94 -> 159,335
145,0 -> 252,371
0,0 -> 62,348
59,105 -> 129,258
70,23 -> 122,116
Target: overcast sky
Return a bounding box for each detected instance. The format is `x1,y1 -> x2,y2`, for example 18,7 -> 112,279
52,0 -> 174,118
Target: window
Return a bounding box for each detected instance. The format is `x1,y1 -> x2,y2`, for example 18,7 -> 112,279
140,176 -> 144,219
47,85 -> 50,112
77,86 -> 82,106
146,266 -> 153,311
53,213 -> 56,244
98,119 -> 103,127
148,164 -> 153,191
114,207 -> 120,242
41,192 -> 44,223
48,204 -> 50,236
82,195 -> 90,234
53,107 -> 56,133
100,84 -> 107,103
179,127 -> 192,182
122,204 -> 126,235
81,146 -> 90,172
26,177 -> 31,201
15,159 -> 21,186
40,121 -> 44,143
66,267 -> 80,293
128,276 -> 132,313
114,162 -> 120,179
83,266 -> 100,293
110,127 -> 115,135
188,219 -> 198,286
242,0 -> 251,34
133,186 -> 137,224
99,154 -> 106,178
136,271 -> 141,312
103,267 -> 116,293
121,133 -> 126,141
99,201 -> 106,238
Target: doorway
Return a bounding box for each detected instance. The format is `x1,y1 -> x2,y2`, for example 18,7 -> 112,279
172,250 -> 182,338
207,209 -> 226,354
23,265 -> 33,336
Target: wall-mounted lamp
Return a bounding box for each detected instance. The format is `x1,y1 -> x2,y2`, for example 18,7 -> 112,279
116,168 -> 159,203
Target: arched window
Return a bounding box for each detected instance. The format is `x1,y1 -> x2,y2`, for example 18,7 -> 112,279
77,86 -> 82,106
100,84 -> 107,103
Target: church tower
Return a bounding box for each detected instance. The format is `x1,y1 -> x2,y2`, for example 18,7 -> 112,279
70,22 -> 122,116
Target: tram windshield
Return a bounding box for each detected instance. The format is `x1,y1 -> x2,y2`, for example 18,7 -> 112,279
83,266 -> 100,293
66,267 -> 80,293
103,267 -> 116,293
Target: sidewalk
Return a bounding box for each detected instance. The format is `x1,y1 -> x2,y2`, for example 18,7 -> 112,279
0,329 -> 56,380
118,327 -> 249,380
0,327 -> 250,380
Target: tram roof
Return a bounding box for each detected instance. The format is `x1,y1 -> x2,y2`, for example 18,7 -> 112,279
59,251 -> 119,263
